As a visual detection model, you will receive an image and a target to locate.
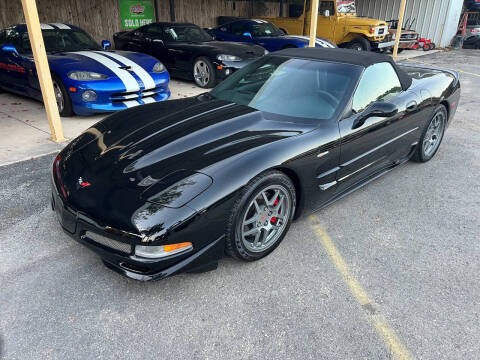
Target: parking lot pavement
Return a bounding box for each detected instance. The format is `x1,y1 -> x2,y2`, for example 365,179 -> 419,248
1,50 -> 479,359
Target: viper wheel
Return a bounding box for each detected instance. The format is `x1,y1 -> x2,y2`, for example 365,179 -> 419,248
225,171 -> 296,261
412,105 -> 447,162
52,76 -> 73,117
193,57 -> 216,88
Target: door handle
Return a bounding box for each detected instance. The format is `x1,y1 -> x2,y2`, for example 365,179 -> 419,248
406,101 -> 418,112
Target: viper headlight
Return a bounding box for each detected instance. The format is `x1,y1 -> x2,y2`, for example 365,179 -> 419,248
153,62 -> 166,73
216,54 -> 242,62
135,242 -> 193,259
264,49 -> 269,55
68,71 -> 109,81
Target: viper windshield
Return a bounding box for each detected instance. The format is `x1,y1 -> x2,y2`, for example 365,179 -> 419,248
164,25 -> 213,43
210,56 -> 362,120
21,29 -> 102,53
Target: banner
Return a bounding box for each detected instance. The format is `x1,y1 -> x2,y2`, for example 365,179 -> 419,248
119,0 -> 156,29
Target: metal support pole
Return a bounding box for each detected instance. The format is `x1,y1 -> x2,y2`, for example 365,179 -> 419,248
21,0 -> 65,142
309,0 -> 319,47
392,0 -> 407,59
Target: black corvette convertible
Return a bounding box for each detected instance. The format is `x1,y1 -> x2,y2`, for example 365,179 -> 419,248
113,22 -> 266,88
52,48 -> 460,281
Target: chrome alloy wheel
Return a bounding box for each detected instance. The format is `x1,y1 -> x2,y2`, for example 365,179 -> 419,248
53,81 -> 64,113
193,60 -> 210,87
241,185 -> 292,253
423,111 -> 445,157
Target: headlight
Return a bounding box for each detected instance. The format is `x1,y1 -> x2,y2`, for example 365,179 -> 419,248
147,172 -> 213,208
264,49 -> 269,55
216,54 -> 242,62
135,242 -> 193,259
68,71 -> 109,81
153,62 -> 166,73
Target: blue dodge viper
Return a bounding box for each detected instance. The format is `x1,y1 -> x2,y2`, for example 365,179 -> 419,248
208,19 -> 337,52
0,24 -> 170,116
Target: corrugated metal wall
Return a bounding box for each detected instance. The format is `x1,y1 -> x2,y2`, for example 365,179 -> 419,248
356,0 -> 457,47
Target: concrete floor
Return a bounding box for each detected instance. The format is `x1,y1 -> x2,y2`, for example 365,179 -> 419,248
0,49 -> 479,359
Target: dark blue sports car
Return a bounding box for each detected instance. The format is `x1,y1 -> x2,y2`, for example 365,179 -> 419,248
0,24 -> 170,116
207,19 -> 336,52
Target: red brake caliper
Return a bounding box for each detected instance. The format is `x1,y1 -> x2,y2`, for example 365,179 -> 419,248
270,198 -> 279,225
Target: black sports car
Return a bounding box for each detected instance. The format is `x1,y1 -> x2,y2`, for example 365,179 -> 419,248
51,48 -> 460,281
113,22 -> 266,88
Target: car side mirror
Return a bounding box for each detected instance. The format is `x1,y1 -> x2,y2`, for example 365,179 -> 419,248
101,40 -> 111,50
323,10 -> 330,17
352,102 -> 398,129
1,44 -> 18,55
242,32 -> 253,39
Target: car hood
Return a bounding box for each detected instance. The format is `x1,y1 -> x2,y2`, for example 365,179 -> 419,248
46,50 -> 158,76
60,96 -> 314,228
170,40 -> 265,58
345,16 -> 388,27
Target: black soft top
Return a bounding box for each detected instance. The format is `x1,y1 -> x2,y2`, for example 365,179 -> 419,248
274,47 -> 412,90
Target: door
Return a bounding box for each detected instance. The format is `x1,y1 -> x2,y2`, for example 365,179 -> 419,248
304,1 -> 336,39
0,28 -> 29,93
336,62 -> 403,193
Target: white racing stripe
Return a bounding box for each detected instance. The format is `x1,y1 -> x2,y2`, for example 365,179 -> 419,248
97,51 -> 156,90
50,23 -> 71,29
123,100 -> 141,108
288,35 -> 336,48
142,97 -> 156,104
40,24 -> 54,30
73,51 -> 140,92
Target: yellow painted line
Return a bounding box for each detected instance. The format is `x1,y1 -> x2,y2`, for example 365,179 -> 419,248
308,215 -> 413,360
406,58 -> 480,77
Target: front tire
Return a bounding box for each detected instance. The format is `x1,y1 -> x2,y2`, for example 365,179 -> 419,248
225,171 -> 296,261
412,104 -> 447,162
193,57 -> 216,88
52,76 -> 73,117
346,37 -> 372,51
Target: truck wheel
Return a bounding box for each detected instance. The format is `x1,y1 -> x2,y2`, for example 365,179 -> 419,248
347,37 -> 371,51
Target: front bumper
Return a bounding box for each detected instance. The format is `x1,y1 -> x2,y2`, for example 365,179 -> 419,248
371,39 -> 396,50
51,185 -> 224,281
69,73 -> 170,116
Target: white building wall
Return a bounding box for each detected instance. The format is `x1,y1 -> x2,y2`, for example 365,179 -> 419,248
356,0 -> 463,47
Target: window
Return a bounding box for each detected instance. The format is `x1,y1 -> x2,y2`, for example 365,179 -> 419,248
352,62 -> 402,113
4,28 -> 21,48
319,1 -> 335,15
230,22 -> 248,36
164,25 -> 213,42
143,24 -> 163,37
337,0 -> 356,14
210,57 -> 362,120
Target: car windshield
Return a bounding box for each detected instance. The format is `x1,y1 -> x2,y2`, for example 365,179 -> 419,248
164,25 -> 213,42
210,56 -> 362,120
20,29 -> 101,53
250,22 -> 283,37
337,0 -> 356,14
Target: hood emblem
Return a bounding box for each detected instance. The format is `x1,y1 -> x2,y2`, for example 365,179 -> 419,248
78,177 -> 91,188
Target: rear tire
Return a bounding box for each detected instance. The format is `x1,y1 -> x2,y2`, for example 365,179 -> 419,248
346,37 -> 372,51
52,75 -> 73,117
412,104 -> 447,162
193,57 -> 216,88
225,171 -> 296,261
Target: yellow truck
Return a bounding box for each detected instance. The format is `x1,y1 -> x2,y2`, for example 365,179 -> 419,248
258,0 -> 396,51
